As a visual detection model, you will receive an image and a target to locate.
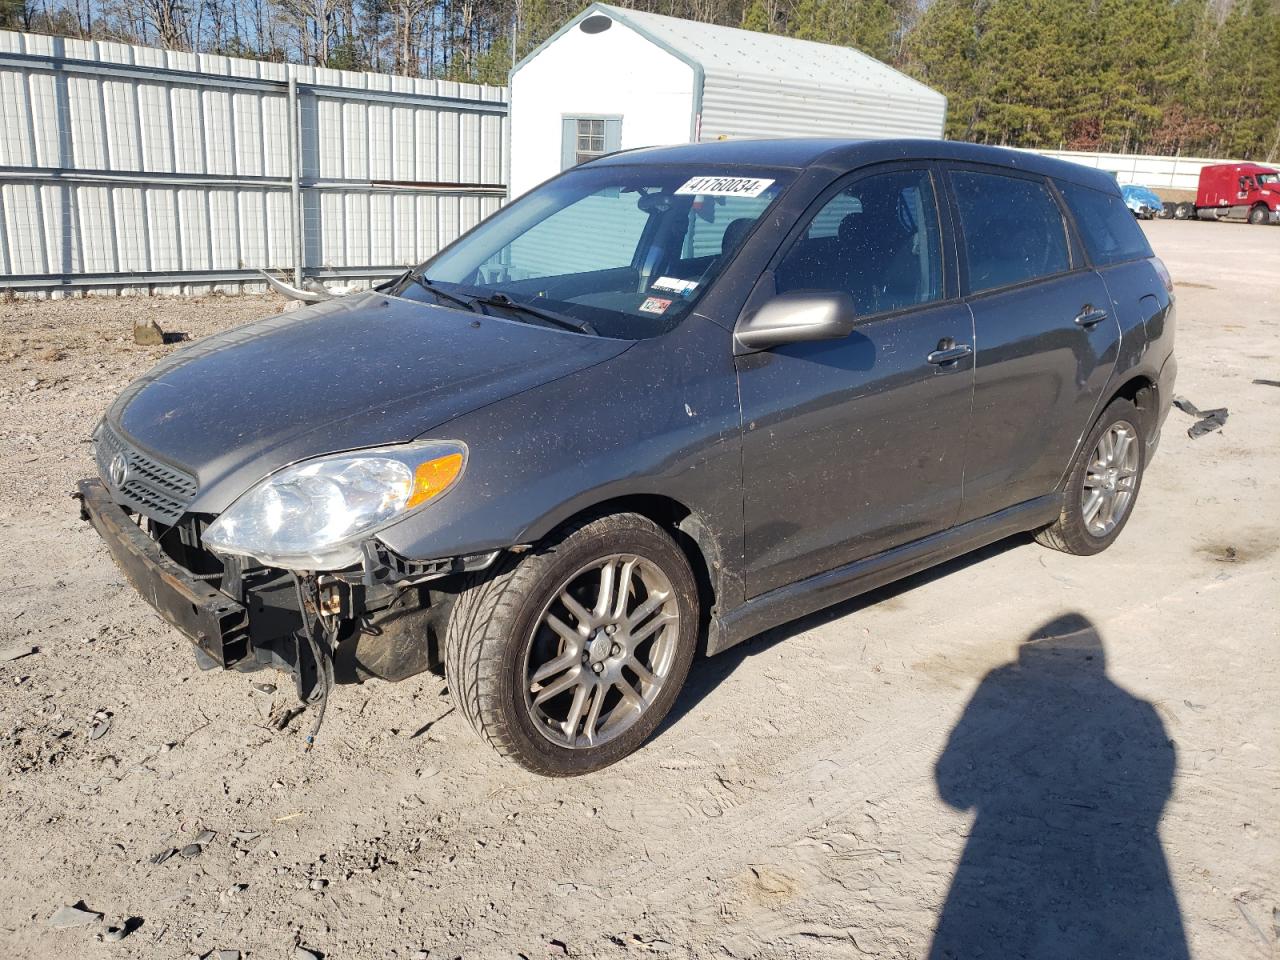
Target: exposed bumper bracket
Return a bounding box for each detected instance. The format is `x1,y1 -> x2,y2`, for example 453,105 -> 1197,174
77,478 -> 250,667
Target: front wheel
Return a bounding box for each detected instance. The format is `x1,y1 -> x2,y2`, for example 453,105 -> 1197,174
445,512 -> 699,775
1248,204 -> 1271,226
1036,398 -> 1145,556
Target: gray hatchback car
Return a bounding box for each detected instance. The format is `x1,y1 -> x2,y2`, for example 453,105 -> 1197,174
80,139 -> 1176,773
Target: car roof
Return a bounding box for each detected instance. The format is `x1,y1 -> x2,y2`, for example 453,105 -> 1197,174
589,138 -> 1121,193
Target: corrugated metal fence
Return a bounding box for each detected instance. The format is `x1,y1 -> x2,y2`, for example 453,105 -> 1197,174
0,29 -> 508,295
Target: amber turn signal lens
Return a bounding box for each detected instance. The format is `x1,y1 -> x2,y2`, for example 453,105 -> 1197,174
407,452 -> 464,508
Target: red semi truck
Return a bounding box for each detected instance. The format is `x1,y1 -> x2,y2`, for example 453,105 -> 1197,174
1174,162 -> 1280,225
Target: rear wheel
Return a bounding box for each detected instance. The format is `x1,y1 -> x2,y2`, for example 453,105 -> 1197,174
1036,398 -> 1145,556
1174,202 -> 1193,220
1248,204 -> 1271,225
445,512 -> 699,775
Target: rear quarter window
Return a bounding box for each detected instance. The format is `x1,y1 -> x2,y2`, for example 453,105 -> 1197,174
950,170 -> 1071,293
1057,180 -> 1154,266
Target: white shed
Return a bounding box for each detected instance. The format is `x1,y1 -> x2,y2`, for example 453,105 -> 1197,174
508,2 -> 947,196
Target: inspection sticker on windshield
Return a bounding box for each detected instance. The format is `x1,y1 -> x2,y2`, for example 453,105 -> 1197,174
639,296 -> 673,314
675,176 -> 775,198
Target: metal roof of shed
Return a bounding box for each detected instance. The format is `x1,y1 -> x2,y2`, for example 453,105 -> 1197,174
515,3 -> 943,102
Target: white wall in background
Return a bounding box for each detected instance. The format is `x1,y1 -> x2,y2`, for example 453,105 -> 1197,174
1024,148 -> 1243,191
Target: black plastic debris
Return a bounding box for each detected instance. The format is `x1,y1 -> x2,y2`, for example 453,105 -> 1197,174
1252,378 -> 1280,388
1171,396 -> 1228,438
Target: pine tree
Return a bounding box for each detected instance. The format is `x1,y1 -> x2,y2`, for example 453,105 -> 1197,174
786,0 -> 898,62
1200,0 -> 1280,157
0,0 -> 28,29
903,0 -> 984,140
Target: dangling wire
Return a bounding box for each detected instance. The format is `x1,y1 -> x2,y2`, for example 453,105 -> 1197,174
292,573 -> 336,751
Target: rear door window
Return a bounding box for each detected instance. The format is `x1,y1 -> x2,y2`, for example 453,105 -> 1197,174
950,170 -> 1071,293
1057,180 -> 1154,266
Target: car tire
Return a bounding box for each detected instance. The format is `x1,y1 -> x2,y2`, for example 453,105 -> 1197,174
1036,398 -> 1146,556
1248,204 -> 1270,226
445,512 -> 699,775
1174,202 -> 1192,220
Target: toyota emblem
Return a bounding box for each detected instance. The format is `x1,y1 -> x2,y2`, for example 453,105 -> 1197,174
108,451 -> 130,488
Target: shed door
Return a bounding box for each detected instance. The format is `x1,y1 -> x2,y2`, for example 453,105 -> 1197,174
561,117 -> 622,170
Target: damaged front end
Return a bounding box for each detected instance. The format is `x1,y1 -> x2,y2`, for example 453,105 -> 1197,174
76,476 -> 494,743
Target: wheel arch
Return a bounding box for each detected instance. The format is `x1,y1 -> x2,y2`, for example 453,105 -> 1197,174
527,493 -> 726,644
1107,373 -> 1159,440
1054,371 -> 1159,495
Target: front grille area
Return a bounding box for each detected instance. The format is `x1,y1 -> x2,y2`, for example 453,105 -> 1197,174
94,423 -> 198,524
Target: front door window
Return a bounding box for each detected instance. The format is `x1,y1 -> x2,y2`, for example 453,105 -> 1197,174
775,168 -> 945,316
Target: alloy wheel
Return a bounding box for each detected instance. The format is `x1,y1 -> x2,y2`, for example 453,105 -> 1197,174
522,554 -> 680,749
1082,420 -> 1140,537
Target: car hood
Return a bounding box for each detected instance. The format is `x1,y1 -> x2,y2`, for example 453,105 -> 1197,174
106,293 -> 631,512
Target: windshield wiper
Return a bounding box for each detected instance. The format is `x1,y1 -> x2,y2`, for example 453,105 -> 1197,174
399,272 -> 598,335
471,292 -> 599,336
400,270 -> 484,314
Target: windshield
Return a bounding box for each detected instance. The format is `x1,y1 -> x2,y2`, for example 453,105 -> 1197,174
1258,173 -> 1279,186
397,164 -> 796,339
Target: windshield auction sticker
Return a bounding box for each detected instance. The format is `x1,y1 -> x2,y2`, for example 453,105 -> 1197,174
674,176 -> 775,198
652,276 -> 699,294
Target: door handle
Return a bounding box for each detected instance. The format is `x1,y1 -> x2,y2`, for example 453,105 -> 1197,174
927,343 -> 973,365
1075,306 -> 1109,328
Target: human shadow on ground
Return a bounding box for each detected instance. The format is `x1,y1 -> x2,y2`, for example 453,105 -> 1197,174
928,613 -> 1188,960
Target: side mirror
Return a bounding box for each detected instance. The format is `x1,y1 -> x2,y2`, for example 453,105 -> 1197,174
735,290 -> 857,351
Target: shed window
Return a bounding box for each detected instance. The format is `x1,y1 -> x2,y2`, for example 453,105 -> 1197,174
561,117 -> 621,170
577,119 -> 606,162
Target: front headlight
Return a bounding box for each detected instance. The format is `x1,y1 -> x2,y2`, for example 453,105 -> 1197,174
202,440 -> 466,570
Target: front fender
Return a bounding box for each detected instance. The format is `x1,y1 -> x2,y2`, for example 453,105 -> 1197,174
374,314 -> 747,606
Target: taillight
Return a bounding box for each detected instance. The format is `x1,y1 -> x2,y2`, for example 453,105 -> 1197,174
1150,256 -> 1173,294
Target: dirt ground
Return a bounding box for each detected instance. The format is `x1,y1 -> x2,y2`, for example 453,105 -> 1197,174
0,219 -> 1277,960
